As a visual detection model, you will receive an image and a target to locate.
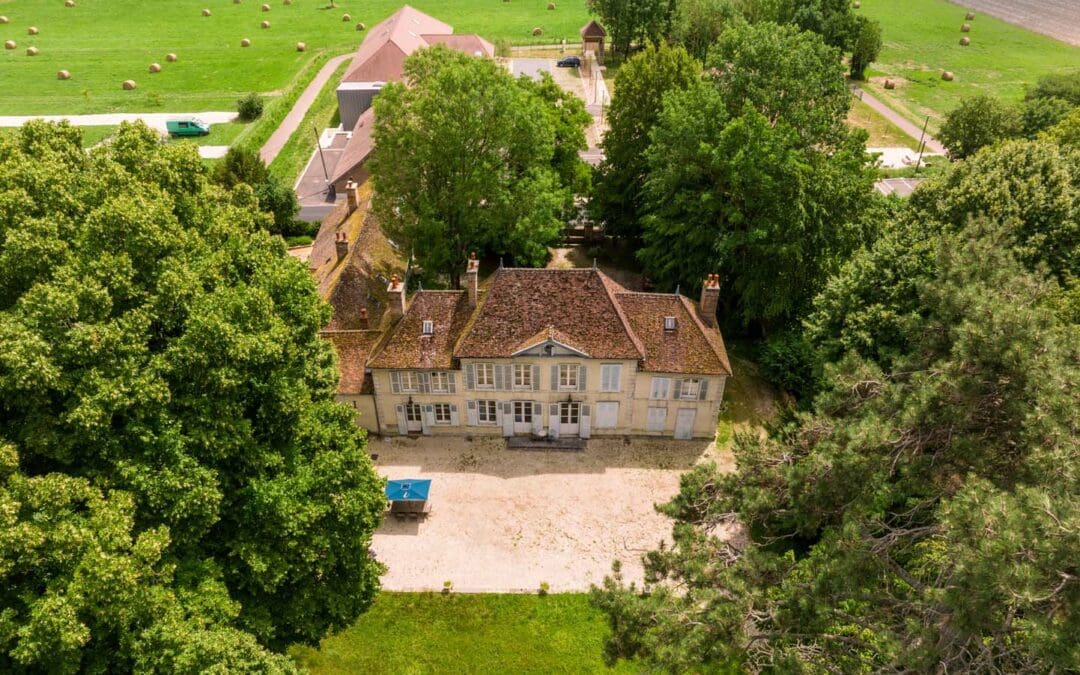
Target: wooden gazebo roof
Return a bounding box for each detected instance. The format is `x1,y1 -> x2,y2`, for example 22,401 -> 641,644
580,20 -> 606,38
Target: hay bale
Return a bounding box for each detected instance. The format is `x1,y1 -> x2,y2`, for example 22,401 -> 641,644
262,3 -> 270,10
166,52 -> 178,62
233,0 -> 242,3
852,0 -> 860,7
122,79 -> 137,90
202,8 -> 211,16
26,46 -> 38,56
28,26 -> 38,35
941,71 -> 954,81
0,16 -> 8,24
961,23 -> 970,32
3,40 -> 14,50
342,13 -> 351,21
261,20 -> 270,28
547,2 -> 555,8
356,22 -> 366,31
884,79 -> 895,90
241,38 -> 251,47
965,11 -> 976,20
532,26 -> 542,36
57,69 -> 71,80
959,37 -> 970,46
296,41 -> 306,51
149,62 -> 161,73
65,0 -> 76,7
283,0 -> 292,4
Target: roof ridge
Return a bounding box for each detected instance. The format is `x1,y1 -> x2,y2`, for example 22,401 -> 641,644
596,269 -> 647,360
615,290 -> 683,298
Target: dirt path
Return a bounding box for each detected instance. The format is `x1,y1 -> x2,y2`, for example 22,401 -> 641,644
259,52 -> 353,165
852,86 -> 946,154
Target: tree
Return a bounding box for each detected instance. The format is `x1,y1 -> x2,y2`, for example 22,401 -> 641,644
516,71 -> 593,199
213,146 -> 301,237
593,220 -> 1080,672
1019,95 -> 1075,138
0,121 -> 385,670
938,94 -> 1021,159
592,42 -> 701,241
849,15 -> 882,80
586,0 -> 672,59
1044,106 -> 1080,147
1026,70 -> 1080,106
668,0 -> 741,61
370,47 -> 570,287
787,0 -> 859,51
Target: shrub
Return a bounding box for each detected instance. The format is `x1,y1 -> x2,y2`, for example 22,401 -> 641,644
494,38 -> 512,58
236,92 -> 264,121
1019,96 -> 1074,139
1025,70 -> 1080,106
938,95 -> 1019,159
758,330 -> 822,404
539,581 -> 550,596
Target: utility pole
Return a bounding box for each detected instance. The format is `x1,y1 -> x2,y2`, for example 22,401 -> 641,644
313,124 -> 329,182
914,116 -> 930,176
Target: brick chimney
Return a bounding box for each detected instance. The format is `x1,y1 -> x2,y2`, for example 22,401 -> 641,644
699,274 -> 720,327
335,232 -> 349,261
466,252 -> 480,307
358,306 -> 369,330
345,180 -> 359,212
387,273 -> 406,322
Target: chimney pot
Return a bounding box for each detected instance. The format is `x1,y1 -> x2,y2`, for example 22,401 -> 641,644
387,274 -> 406,321
335,231 -> 349,261
699,273 -> 721,326
358,306 -> 369,329
466,253 -> 480,307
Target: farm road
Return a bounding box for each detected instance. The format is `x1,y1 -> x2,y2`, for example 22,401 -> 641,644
852,85 -> 946,154
259,52 -> 353,165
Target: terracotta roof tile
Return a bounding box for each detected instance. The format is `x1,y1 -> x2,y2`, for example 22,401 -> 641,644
368,291 -> 472,369
322,330 -> 383,394
615,292 -> 731,375
330,108 -> 375,185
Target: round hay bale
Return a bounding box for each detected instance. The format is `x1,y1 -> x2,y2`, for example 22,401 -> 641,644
233,0 -> 241,4
884,79 -> 895,90
28,26 -> 38,35
202,8 -> 211,16
965,11 -> 976,20
942,71 -> 954,81
262,3 -> 270,10
240,37 -> 251,47
0,16 -> 8,24
296,41 -> 306,51
852,0 -> 860,7
26,46 -> 38,56
961,23 -> 970,32
959,37 -> 970,46
57,69 -> 71,80
148,62 -> 161,73
3,40 -> 15,50
261,20 -> 270,28
65,0 -> 75,7
283,0 -> 292,4
342,13 -> 351,21
356,22 -> 366,31
122,79 -> 137,90
166,52 -> 178,62
547,2 -> 555,8
532,26 -> 542,36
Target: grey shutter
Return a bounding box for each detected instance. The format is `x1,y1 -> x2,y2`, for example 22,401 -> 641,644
465,364 -> 475,390
503,365 -> 513,391
532,365 -> 540,391
422,404 -> 434,435
578,365 -> 587,392
418,372 -> 431,393
698,379 -> 708,400
395,404 -> 407,435
449,404 -> 460,426
466,400 -> 478,426
550,365 -> 559,391
390,371 -> 401,394
494,364 -> 505,391
532,401 -> 543,435
502,402 -> 514,437
673,379 -> 683,400
448,371 -> 457,394
548,403 -> 560,439
580,403 -> 591,439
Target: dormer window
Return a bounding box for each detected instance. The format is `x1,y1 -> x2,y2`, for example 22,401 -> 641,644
663,316 -> 677,331
421,320 -> 434,336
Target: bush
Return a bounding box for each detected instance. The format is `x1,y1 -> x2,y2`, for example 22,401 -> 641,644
494,38 -> 512,58
237,92 -> 265,121
1026,70 -> 1080,106
938,95 -> 1020,159
757,330 -> 822,404
1020,96 -> 1075,138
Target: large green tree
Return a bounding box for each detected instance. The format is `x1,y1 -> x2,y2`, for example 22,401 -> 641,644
586,0 -> 672,58
370,46 -> 572,286
938,94 -> 1022,159
213,146 -> 302,237
594,220 -> 1080,672
668,0 -> 742,60
591,41 -> 701,241
0,121 -> 385,671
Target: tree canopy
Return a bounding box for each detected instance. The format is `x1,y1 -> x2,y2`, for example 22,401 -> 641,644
370,46 -> 582,287
0,121 -> 385,671
587,0 -> 672,58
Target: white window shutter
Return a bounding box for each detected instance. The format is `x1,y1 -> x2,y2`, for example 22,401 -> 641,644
550,365 -> 559,391
449,404 -> 460,426
390,371 -> 401,394
422,404 -> 434,435
494,364 -> 505,391
548,403 -> 560,438
418,372 -> 431,393
699,379 -> 709,400
502,402 -> 513,437
448,371 -> 457,394
580,403 -> 591,438
503,365 -> 513,391
395,404 -> 407,435
532,401 -> 543,435
465,364 -> 475,390
578,365 -> 586,391
673,379 -> 683,400
532,365 -> 540,391
466,400 -> 478,426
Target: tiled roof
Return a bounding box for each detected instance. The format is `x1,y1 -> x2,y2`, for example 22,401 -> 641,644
330,108 -> 375,186
512,325 -> 588,356
581,20 -> 606,38
342,6 -> 453,83
322,330 -> 383,394
615,292 -> 731,375
455,268 -> 644,360
421,34 -> 494,57
368,291 -> 472,369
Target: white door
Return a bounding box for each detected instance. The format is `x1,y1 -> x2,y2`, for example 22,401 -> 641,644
674,408 -> 695,440
646,407 -> 667,433
405,403 -> 423,433
559,402 -> 580,437
513,401 -> 534,435
596,402 -> 619,429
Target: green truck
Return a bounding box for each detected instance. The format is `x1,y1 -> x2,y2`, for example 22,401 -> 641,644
165,118 -> 210,137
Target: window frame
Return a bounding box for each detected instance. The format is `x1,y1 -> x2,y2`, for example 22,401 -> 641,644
475,363 -> 495,389
399,371 -> 420,393
681,378 -> 701,400
421,319 -> 434,335
477,399 -> 498,424
430,371 -> 450,393
558,363 -> 578,390
513,363 -> 532,389
600,363 -> 622,392
433,403 -> 452,424
513,400 -> 533,423
559,401 -> 580,425
649,377 -> 671,400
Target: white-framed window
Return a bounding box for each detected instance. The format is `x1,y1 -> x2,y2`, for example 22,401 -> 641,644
421,319 -> 434,336
430,371 -> 450,393
600,364 -> 622,392
475,363 -> 495,389
558,364 -> 578,389
477,399 -> 498,424
559,402 -> 581,424
681,378 -> 701,399
434,403 -> 452,423
663,316 -> 677,331
513,401 -> 533,423
650,377 -> 671,400
513,364 -> 532,388
400,371 -> 419,393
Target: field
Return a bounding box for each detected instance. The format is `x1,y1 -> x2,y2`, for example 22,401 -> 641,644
857,0 -> 1079,130
289,592 -> 639,674
0,0 -> 590,115
847,98 -> 920,150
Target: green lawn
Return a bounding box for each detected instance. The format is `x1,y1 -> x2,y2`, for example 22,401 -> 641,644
0,0 -> 589,115
847,97 -> 920,150
856,0 -> 1079,131
268,60 -> 349,186
289,592 -> 639,674
0,123 -> 116,147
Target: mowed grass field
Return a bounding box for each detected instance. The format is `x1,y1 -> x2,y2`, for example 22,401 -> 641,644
856,0 -> 1079,130
288,592 -> 641,674
0,0 -> 589,115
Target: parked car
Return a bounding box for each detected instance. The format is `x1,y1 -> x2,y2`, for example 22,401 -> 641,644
166,118 -> 210,137
556,56 -> 581,68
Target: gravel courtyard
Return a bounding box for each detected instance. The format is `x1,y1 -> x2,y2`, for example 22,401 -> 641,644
370,435 -> 735,593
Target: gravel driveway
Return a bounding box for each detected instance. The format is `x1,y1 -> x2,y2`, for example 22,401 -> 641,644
371,435 -> 736,593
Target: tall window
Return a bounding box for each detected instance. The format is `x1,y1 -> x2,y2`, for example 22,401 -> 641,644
434,403 -> 452,424
513,364 -> 532,388
559,364 -> 578,389
431,371 -> 450,393
477,400 -> 497,423
681,378 -> 701,399
400,371 -> 419,393
513,401 -> 533,423
649,377 -> 671,400
600,364 -> 622,392
475,363 -> 495,389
